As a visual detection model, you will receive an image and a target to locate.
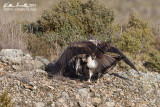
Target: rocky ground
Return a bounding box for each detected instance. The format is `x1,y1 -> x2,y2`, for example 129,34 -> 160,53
0,49 -> 160,107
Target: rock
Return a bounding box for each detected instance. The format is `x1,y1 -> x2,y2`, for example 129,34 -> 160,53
103,73 -> 110,78
21,55 -> 35,71
34,56 -> 50,69
0,49 -> 24,64
0,67 -> 4,71
0,49 -> 160,107
61,92 -> 69,101
91,97 -> 102,105
55,102 -> 62,107
48,86 -> 54,90
36,69 -> 47,74
78,88 -> 89,97
105,102 -> 115,107
35,56 -> 50,65
12,65 -> 21,71
58,98 -> 64,103
35,102 -> 45,107
127,69 -> 141,77
51,102 -> 55,107
34,60 -> 44,69
24,54 -> 33,60
22,77 -> 30,84
77,101 -> 87,107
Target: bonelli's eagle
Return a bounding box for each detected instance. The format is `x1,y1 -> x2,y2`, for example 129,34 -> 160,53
50,37 -> 139,82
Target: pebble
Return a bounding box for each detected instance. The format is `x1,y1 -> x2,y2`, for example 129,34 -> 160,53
0,49 -> 160,107
35,102 -> 45,107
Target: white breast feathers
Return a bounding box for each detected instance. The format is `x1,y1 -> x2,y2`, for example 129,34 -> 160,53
87,56 -> 98,69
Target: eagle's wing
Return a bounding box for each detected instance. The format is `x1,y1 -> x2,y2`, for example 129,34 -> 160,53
106,46 -> 139,74
92,54 -> 120,80
51,41 -> 97,75
95,54 -> 119,74
97,41 -> 139,73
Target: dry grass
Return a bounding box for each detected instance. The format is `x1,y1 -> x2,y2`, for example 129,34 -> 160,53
0,12 -> 29,52
0,0 -> 160,60
103,0 -> 160,24
152,24 -> 160,51
0,0 -> 59,55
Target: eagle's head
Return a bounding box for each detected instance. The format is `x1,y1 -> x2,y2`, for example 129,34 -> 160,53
87,36 -> 101,46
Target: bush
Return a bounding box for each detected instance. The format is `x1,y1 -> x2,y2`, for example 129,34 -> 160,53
0,91 -> 14,107
144,49 -> 160,73
23,0 -> 115,48
27,34 -> 54,59
23,0 -> 160,73
113,12 -> 154,55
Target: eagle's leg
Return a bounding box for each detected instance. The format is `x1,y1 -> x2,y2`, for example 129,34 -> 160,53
87,69 -> 93,82
75,58 -> 81,75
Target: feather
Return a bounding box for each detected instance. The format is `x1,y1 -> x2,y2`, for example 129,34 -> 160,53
50,41 -> 98,75
106,47 -> 139,74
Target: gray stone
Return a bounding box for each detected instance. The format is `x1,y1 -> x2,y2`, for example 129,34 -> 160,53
48,86 -> 54,90
35,56 -> 50,65
105,102 -> 115,107
0,49 -> 24,64
0,67 -> 4,71
22,77 -> 30,84
91,97 -> 102,105
61,92 -> 69,101
34,56 -> 50,69
35,102 -> 45,107
103,73 -> 110,78
24,54 -> 33,60
36,69 -> 46,74
127,69 -> 140,77
34,60 -> 45,69
157,75 -> 160,80
55,101 -> 62,107
21,55 -> 35,71
77,101 -> 87,107
51,102 -> 55,107
12,65 -> 21,71
78,88 -> 88,97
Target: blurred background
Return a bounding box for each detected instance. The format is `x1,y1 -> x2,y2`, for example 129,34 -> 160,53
0,0 -> 159,72
1,0 -> 160,23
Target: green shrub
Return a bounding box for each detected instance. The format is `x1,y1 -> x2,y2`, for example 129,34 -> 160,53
145,49 -> 160,73
23,0 -> 160,73
23,0 -> 116,48
27,34 -> 54,59
0,91 -> 14,107
113,13 -> 154,55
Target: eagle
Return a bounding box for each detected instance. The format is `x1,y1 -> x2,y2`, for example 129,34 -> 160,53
50,37 -> 139,82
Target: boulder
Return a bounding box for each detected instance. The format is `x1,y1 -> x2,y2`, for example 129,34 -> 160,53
0,49 -> 24,64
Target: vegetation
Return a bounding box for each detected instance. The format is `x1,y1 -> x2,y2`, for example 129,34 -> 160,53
23,0 -> 116,48
0,0 -> 159,72
22,0 -> 160,72
0,91 -> 14,107
145,50 -> 160,72
113,12 -> 154,54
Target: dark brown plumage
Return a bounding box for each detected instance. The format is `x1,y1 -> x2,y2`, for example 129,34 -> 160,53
50,40 -> 101,75
50,38 -> 139,82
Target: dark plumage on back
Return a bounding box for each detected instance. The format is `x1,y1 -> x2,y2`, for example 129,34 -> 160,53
72,42 -> 139,81
50,37 -> 139,81
50,41 -> 98,75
